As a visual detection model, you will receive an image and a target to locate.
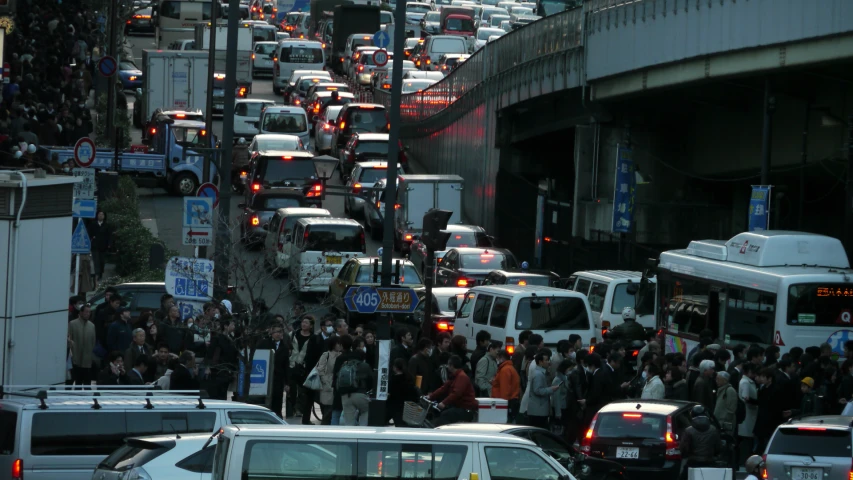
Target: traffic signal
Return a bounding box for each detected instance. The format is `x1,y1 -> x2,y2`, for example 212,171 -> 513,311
422,208 -> 453,251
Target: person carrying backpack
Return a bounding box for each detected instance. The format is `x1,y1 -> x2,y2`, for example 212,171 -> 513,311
337,336 -> 374,426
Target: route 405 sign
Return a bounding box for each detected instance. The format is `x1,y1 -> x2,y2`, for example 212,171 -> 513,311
344,286 -> 420,314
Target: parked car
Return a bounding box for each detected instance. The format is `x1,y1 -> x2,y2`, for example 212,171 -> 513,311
764,416 -> 853,480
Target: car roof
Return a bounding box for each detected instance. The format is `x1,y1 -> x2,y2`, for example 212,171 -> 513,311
296,217 -> 361,226
354,133 -> 390,141
469,284 -> 587,297
436,423 -> 533,434
450,247 -> 512,255
256,150 -> 314,158
236,98 -> 275,104
262,106 -> 307,114
444,224 -> 485,233
255,41 -> 278,45
313,91 -> 355,98
490,269 -> 558,278
345,103 -> 386,110
172,119 -> 206,128
785,416 -> 853,429
356,160 -> 401,169
278,207 -> 331,216
254,133 -> 302,141
572,270 -> 644,282
350,256 -> 415,266
598,399 -> 695,415
225,425 -> 537,445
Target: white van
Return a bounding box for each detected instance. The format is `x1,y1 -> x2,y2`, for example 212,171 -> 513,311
262,207 -> 332,273
212,425 -> 572,480
564,270 -> 657,329
0,386 -> 285,480
454,285 -> 598,354
289,217 -> 366,295
257,105 -> 311,147
273,40 -> 326,93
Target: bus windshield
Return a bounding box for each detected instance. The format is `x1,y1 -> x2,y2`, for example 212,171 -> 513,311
787,283 -> 853,327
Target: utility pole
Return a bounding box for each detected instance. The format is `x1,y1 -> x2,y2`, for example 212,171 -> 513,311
846,114 -> 853,256
213,0 -> 240,299
368,0 -> 407,428
105,0 -> 119,147
421,209 -> 452,327
200,0 -> 219,259
760,78 -> 776,185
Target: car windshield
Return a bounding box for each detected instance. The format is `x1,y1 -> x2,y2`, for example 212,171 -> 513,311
298,78 -> 326,93
594,412 -> 666,439
263,197 -> 304,209
255,43 -> 276,54
286,13 -> 301,25
359,166 -> 403,183
263,159 -> 316,184
515,296 -> 591,330
262,113 -> 307,133
355,141 -> 388,156
172,127 -> 207,147
491,16 -> 509,26
120,61 -> 138,70
356,264 -> 422,284
351,37 -> 373,49
280,46 -> 324,63
348,109 -> 388,132
235,102 -> 271,118
446,232 -> 491,248
306,225 -> 363,252
425,12 -> 441,21
402,80 -> 435,93
767,428 -> 851,457
478,28 -> 503,40
460,253 -> 514,269
253,27 -> 276,42
432,38 -> 466,53
256,136 -> 302,151
445,17 -> 475,32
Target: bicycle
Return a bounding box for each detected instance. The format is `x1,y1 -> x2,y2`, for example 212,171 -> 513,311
402,396 -> 443,428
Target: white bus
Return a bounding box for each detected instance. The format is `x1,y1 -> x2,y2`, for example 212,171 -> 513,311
155,0 -> 220,49
653,231 -> 852,358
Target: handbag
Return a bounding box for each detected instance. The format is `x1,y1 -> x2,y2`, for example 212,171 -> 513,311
303,365 -> 322,391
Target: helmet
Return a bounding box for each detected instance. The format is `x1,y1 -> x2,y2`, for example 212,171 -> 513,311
237,137 -> 246,145
621,306 -> 636,321
691,405 -> 706,418
14,150 -> 22,159
520,261 -> 529,270
745,455 -> 763,473
26,144 -> 36,154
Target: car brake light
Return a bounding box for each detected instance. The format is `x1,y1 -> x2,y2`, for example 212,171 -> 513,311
457,278 -> 468,287
149,127 -> 156,135
426,58 -> 431,64
437,322 -> 451,331
12,458 -> 22,479
665,415 -> 681,460
282,156 -> 292,160
382,83 -> 391,89
323,123 -> 331,131
294,99 -> 301,105
622,413 -> 642,418
353,183 -> 362,193
251,215 -> 260,226
339,121 -> 346,129
405,234 -> 413,241
252,53 -> 256,59
322,43 -> 326,49
355,53 -> 361,59
394,204 -> 401,209
581,414 -> 598,454
761,454 -> 768,479
797,427 -> 827,431
505,337 -> 515,354
176,113 -> 186,118
632,350 -> 639,357
313,184 -> 322,192
252,183 -> 261,191
847,458 -> 852,480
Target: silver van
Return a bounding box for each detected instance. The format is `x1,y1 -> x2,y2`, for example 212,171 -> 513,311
289,217 -> 366,295
764,416 -> 853,480
0,386 -> 285,480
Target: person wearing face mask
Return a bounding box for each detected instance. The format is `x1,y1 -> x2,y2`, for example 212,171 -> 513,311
408,338 -> 435,392
288,316 -> 315,419
641,362 -> 666,399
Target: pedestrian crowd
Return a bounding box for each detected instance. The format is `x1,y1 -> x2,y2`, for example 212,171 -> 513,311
0,0 -> 126,171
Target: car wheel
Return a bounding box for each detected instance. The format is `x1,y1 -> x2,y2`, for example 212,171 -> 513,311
171,172 -> 198,196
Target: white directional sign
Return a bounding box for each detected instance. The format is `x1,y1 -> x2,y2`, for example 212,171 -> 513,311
183,196 -> 214,246
72,198 -> 97,219
72,168 -> 96,199
165,256 -> 214,300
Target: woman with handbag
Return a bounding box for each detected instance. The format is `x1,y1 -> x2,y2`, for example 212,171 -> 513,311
288,316 -> 315,419
314,337 -> 343,424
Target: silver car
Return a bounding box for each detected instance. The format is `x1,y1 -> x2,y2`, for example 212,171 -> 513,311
409,224 -> 494,276
313,105 -> 345,154
253,41 -> 278,77
764,417 -> 853,480
249,134 -> 307,156
344,161 -> 404,219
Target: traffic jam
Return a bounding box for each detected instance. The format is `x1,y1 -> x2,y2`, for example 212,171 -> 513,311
5,1 -> 853,480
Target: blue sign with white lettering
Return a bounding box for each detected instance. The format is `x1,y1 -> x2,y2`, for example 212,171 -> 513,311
165,256 -> 214,300
373,30 -> 390,49
345,286 -> 381,314
611,145 -> 635,233
183,197 -> 213,227
748,186 -> 771,232
344,286 -> 420,314
71,221 -> 91,254
250,360 -> 267,384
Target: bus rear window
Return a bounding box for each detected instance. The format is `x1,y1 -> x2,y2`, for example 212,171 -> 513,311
515,296 -> 590,331
788,283 -> 853,326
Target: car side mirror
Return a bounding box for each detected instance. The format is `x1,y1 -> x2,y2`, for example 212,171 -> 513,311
448,296 -> 457,311
284,234 -> 292,243
237,203 -> 246,209
626,283 -> 639,295
312,115 -> 319,122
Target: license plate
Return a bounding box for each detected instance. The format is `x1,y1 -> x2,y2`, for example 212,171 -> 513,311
615,447 -> 639,459
138,20 -> 149,25
239,173 -> 247,179
325,256 -> 341,265
792,468 -> 822,480
214,103 -> 223,109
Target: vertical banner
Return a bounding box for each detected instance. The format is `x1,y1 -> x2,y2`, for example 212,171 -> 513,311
748,186 -> 771,232
611,144 -> 636,233
375,339 -> 391,401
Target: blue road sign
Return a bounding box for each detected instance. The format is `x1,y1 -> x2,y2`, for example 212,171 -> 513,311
98,55 -> 117,77
183,197 -> 213,227
71,221 -> 91,254
250,360 -> 267,384
373,30 -> 390,49
72,198 -> 97,218
165,256 -> 214,300
344,286 -> 421,313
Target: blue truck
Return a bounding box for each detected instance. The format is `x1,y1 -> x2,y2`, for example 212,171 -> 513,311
41,119 -> 217,196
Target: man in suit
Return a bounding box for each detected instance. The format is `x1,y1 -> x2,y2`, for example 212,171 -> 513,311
128,355 -> 149,385
171,351 -> 200,391
258,324 -> 290,418
124,328 -> 153,373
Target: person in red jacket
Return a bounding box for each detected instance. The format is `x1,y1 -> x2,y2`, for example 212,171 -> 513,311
428,355 -> 478,426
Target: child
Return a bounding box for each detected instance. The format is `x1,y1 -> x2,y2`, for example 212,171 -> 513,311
795,377 -> 822,416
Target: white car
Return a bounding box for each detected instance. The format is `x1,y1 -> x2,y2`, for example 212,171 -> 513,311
401,79 -> 437,93
275,32 -> 291,41
92,434 -> 218,480
344,161 -> 405,218
234,99 -> 276,138
313,105 -> 345,154
474,27 -> 504,50
403,70 -> 445,81
248,133 -> 307,156
252,41 -> 278,77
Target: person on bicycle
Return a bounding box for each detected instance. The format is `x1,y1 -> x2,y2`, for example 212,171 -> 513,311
428,355 -> 477,426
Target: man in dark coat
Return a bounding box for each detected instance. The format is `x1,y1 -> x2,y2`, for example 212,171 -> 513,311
257,324 -> 290,419
408,338 -> 434,392
170,351 -> 201,391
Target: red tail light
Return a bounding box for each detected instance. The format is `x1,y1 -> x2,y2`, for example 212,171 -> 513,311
847,458 -> 852,480
761,454 -> 768,479
313,184 -> 322,192
12,458 -> 22,479
358,65 -> 364,72
251,215 -> 260,226
252,53 -> 256,60
505,337 -> 515,354
665,415 -> 681,460
457,278 -> 468,287
437,322 -> 451,331
632,349 -> 639,357
394,204 -> 401,210
404,234 -> 413,241
581,414 -> 598,454
353,183 -> 362,194
252,183 -> 261,191
149,127 -> 157,135
323,123 -> 331,131
426,58 -> 431,65
360,230 -> 366,253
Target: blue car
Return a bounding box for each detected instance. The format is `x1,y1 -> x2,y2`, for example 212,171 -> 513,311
119,60 -> 143,89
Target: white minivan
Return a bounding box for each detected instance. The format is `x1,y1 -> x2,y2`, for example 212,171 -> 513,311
262,207 -> 332,273
564,270 -> 657,329
212,425 -> 573,480
257,105 -> 311,148
454,284 -> 598,354
289,217 -> 366,295
273,40 -> 326,94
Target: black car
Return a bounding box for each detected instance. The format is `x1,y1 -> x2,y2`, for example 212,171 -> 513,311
329,103 -> 389,157
245,150 -> 321,204
435,247 -> 518,288
582,400 -> 735,480
438,424 -> 627,480
482,269 -> 561,287
238,188 -> 310,245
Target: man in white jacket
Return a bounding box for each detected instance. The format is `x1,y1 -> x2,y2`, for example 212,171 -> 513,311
738,363 -> 759,459
640,363 -> 665,399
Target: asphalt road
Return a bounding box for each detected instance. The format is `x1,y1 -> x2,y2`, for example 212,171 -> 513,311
126,33 -> 390,323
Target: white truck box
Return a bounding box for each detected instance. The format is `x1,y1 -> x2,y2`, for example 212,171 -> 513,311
140,50 -> 209,124
193,24 -> 254,90
395,174 -> 464,252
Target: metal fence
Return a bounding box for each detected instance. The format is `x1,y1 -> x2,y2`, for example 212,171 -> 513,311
374,6 -> 583,123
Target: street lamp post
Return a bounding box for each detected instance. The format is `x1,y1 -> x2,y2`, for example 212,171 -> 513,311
312,155 -> 340,201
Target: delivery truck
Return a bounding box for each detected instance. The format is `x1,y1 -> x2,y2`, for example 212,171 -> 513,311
133,50 -> 209,130
331,4 -> 381,74
394,174 -> 464,253
194,22 -> 254,94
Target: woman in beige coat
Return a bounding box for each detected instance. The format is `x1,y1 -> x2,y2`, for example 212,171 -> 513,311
315,336 -> 343,425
